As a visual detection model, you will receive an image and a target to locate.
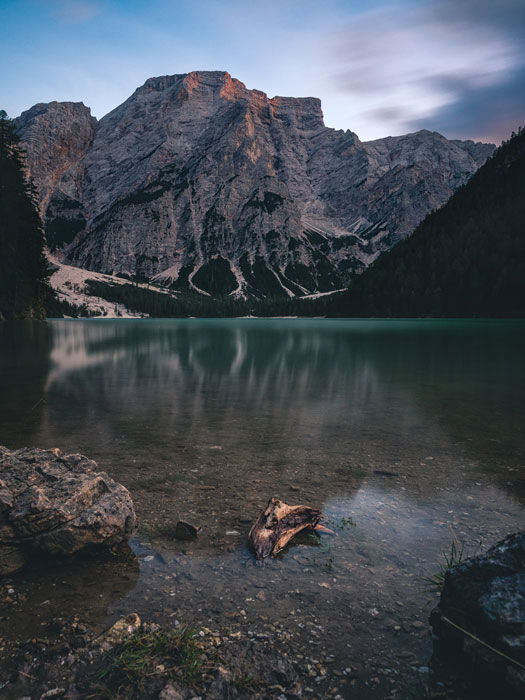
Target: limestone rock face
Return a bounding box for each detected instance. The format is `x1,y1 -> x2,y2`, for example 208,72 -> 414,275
0,446 -> 136,576
431,531 -> 525,696
16,71 -> 494,297
15,102 -> 97,215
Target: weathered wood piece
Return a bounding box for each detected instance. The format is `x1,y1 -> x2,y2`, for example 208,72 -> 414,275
249,497 -> 334,561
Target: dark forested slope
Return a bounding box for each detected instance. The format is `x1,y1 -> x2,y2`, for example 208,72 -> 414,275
0,111 -> 50,320
327,127 -> 525,318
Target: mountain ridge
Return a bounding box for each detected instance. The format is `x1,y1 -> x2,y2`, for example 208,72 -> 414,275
15,70 -> 495,299
322,126 -> 525,317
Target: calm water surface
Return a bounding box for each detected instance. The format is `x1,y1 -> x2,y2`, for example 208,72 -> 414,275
0,319 -> 524,697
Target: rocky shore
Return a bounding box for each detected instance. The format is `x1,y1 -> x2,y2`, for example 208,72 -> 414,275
1,445 -> 523,698
431,531 -> 525,698
0,446 -> 136,576
0,612 -> 311,699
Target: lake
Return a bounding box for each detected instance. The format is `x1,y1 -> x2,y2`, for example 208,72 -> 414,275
0,318 -> 524,698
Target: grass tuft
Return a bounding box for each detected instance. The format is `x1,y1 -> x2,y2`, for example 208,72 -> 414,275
326,515 -> 356,531
423,539 -> 465,593
97,627 -> 204,689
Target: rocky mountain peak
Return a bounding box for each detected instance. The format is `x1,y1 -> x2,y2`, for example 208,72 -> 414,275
15,101 -> 96,213
136,70 -> 245,102
15,72 -> 495,298
270,95 -> 325,130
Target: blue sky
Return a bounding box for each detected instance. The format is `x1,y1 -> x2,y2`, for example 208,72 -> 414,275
1,0 -> 524,143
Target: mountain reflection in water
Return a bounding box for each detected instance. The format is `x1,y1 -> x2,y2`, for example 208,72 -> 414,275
2,319 -> 522,493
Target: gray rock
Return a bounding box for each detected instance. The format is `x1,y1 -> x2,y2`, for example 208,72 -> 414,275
430,531 -> 525,696
16,71 -> 494,298
174,521 -> 199,541
15,102 -> 96,215
0,446 -> 137,576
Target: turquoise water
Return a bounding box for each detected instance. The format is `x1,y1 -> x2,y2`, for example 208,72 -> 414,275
0,318 -> 524,697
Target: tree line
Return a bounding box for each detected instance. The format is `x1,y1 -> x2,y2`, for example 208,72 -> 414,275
0,111 -> 50,320
322,126 -> 525,318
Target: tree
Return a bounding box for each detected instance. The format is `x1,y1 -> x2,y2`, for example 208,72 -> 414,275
0,110 -> 51,320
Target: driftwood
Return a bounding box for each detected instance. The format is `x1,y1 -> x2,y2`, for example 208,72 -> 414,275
249,497 -> 335,561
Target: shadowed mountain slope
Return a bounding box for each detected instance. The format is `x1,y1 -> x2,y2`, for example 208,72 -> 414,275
326,127 -> 525,317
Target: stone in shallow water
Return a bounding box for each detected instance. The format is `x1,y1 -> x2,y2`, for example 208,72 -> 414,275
174,520 -> 199,540
431,531 -> 525,696
0,445 -> 137,576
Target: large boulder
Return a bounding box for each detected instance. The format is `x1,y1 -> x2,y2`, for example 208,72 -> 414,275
431,531 -> 525,697
0,446 -> 137,575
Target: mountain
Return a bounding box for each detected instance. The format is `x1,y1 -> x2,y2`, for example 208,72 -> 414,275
15,71 -> 494,298
323,127 -> 525,317
14,101 -> 97,216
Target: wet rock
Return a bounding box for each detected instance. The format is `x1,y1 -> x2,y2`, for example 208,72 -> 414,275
0,446 -> 137,576
174,521 -> 199,540
431,531 -> 525,697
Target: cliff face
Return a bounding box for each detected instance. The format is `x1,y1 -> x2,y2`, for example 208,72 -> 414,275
16,72 -> 494,297
15,102 -> 96,214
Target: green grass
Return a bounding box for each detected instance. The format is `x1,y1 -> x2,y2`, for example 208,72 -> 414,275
327,515 -> 356,531
323,554 -> 335,572
97,627 -> 204,688
423,540 -> 465,593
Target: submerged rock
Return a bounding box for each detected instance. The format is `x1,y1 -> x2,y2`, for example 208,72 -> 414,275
431,531 -> 525,697
0,446 -> 137,576
174,520 -> 199,540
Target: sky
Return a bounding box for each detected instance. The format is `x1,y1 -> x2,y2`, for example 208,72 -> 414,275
1,0 -> 524,143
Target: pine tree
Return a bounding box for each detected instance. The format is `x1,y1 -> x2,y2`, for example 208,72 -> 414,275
0,110 -> 51,320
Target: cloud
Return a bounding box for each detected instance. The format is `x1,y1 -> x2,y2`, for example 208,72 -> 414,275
363,106 -> 411,124
329,0 -> 525,142
431,0 -> 525,39
42,0 -> 104,23
407,66 -> 525,144
5,0 -> 523,143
